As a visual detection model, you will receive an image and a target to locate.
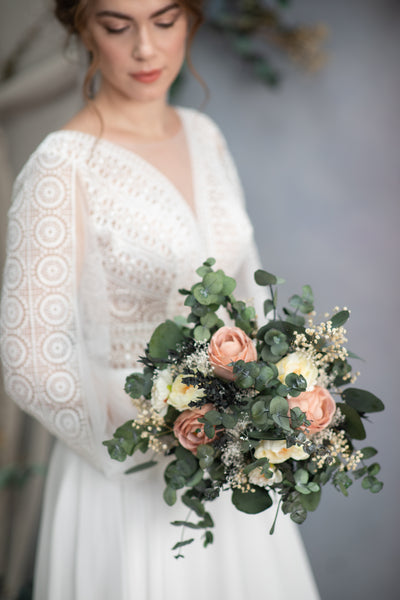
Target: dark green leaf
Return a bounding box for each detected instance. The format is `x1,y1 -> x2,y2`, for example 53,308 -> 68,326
342,388 -> 385,413
148,320 -> 185,359
370,481 -> 383,493
186,469 -> 204,487
182,494 -> 206,517
124,460 -> 158,475
163,486 -> 177,506
171,538 -> 194,551
331,310 -> 350,328
231,486 -> 273,514
337,403 -> 366,440
254,269 -> 277,286
367,463 -> 380,476
360,446 -> 378,460
203,530 -> 214,547
300,489 -> 321,512
264,299 -> 275,316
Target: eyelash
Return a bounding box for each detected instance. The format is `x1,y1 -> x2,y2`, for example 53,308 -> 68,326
105,21 -> 176,34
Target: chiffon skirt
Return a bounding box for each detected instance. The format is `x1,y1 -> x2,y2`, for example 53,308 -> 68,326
33,439 -> 321,600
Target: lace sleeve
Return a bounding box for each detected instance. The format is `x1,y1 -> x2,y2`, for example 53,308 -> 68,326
0,148 -> 106,470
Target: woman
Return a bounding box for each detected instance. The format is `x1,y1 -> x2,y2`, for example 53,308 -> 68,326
0,1 -> 320,598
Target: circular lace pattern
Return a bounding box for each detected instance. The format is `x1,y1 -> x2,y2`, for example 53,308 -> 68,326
2,335 -> 27,368
54,407 -> 82,438
2,297 -> 25,329
46,371 -> 76,404
7,219 -> 23,251
34,215 -> 66,249
34,176 -> 65,209
39,293 -> 69,327
7,374 -> 34,405
4,257 -> 23,290
42,332 -> 72,364
36,255 -> 69,287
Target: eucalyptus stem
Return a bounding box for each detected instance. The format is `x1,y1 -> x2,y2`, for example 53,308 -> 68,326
269,496 -> 282,535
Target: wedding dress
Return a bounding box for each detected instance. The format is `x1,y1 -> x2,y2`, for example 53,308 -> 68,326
0,106 -> 320,599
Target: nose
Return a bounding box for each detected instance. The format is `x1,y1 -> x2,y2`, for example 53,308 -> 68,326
132,25 -> 156,61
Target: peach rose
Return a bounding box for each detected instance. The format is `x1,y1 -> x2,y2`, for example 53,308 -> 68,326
208,326 -> 257,381
173,404 -> 217,454
288,385 -> 336,435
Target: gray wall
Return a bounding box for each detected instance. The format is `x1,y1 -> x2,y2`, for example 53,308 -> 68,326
179,1 -> 398,598
1,1 -> 399,599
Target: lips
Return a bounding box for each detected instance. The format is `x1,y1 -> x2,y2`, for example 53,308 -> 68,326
131,69 -> 162,83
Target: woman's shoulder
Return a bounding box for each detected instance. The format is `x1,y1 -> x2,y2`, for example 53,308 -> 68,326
16,130 -> 94,184
177,106 -> 226,142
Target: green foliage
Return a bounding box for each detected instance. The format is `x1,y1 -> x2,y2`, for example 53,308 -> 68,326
337,403 -> 366,440
104,257 -> 384,554
148,320 -> 185,359
0,464 -> 46,489
124,460 -> 158,475
330,310 -> 350,328
342,388 -> 385,413
232,486 -> 273,514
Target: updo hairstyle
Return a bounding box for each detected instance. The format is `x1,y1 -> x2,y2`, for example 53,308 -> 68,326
54,0 -> 206,101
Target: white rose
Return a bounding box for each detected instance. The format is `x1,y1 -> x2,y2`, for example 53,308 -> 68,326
167,374 -> 205,412
254,439 -> 308,464
150,368 -> 173,416
276,351 -> 318,391
249,465 -> 283,487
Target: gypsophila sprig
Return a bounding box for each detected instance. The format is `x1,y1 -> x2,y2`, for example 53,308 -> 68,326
104,258 -> 384,555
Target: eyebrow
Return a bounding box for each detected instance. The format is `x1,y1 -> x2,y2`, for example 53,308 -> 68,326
96,3 -> 181,21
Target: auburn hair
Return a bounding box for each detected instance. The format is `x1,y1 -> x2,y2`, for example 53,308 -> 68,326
54,0 -> 206,101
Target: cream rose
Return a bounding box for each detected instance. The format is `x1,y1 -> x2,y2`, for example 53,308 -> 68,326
167,374 -> 205,411
254,439 -> 308,464
276,351 -> 318,391
173,404 -> 217,454
288,385 -> 336,435
150,368 -> 173,416
208,326 -> 257,381
248,465 -> 283,487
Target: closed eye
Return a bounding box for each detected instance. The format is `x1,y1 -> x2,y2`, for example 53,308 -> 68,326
105,26 -> 130,34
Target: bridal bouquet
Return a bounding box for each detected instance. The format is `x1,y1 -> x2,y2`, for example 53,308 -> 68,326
104,258 -> 384,555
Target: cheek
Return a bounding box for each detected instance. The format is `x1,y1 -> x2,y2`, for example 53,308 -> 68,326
162,27 -> 188,65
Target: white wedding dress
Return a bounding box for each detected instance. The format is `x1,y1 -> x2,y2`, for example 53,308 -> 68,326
0,106 -> 320,599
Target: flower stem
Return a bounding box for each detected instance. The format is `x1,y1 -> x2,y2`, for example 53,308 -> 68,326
269,497 -> 282,535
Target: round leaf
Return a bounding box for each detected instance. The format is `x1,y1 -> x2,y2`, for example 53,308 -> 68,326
254,270 -> 277,286
342,388 -> 384,413
231,486 -> 272,514
148,320 -> 185,359
337,403 -> 366,440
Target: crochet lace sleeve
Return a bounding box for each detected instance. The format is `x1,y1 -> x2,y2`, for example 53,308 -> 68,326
0,148 -> 111,471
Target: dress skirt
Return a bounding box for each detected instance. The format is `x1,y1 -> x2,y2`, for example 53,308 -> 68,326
34,441 -> 321,599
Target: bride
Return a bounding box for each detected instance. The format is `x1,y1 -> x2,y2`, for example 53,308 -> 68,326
0,1 -> 320,598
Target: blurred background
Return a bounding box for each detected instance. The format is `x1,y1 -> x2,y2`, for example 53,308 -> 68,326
0,1 -> 399,598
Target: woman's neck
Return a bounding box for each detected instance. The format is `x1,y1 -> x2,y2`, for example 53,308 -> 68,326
91,86 -> 179,141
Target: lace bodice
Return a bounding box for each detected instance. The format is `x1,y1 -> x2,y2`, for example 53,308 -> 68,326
0,107 -> 264,473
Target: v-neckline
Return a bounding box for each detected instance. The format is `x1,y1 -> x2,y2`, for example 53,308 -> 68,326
53,106 -> 199,224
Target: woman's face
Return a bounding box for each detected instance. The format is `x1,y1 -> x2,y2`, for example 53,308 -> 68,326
84,0 -> 189,102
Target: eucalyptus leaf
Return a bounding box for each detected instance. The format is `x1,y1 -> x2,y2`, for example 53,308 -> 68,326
330,310 -> 350,328
342,388 -> 384,413
300,489 -> 321,512
163,486 -> 177,506
337,403 -> 366,440
360,446 -> 378,460
171,538 -> 194,551
124,460 -> 158,475
254,269 -> 277,286
232,486 -> 272,514
148,320 -> 185,359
